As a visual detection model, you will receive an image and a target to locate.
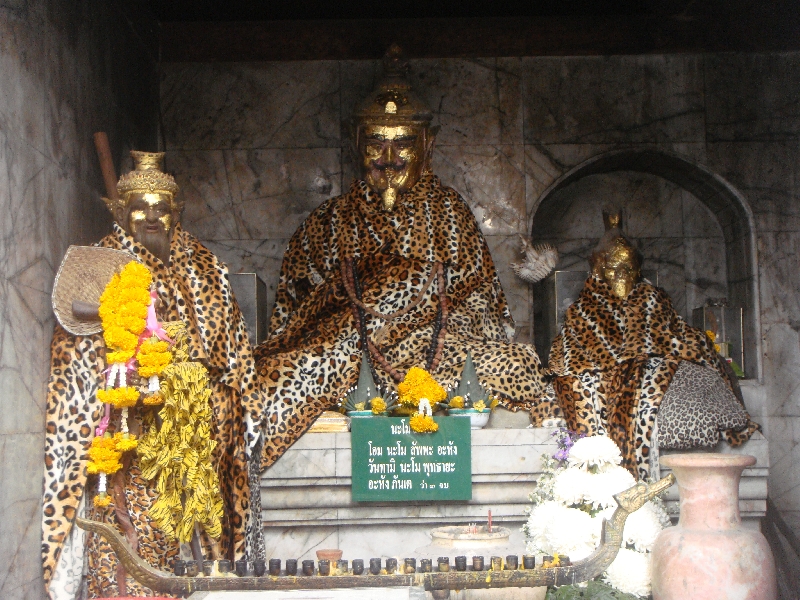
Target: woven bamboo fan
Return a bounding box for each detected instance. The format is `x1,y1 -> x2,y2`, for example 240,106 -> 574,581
52,246 -> 136,335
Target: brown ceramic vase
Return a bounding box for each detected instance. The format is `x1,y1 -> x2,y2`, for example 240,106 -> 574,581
651,453 -> 776,600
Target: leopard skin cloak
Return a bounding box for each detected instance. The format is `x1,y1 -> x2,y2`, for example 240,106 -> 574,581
42,223 -> 264,599
549,275 -> 759,480
255,173 -> 547,468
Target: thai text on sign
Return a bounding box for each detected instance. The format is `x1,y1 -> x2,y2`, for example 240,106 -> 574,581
350,417 -> 472,501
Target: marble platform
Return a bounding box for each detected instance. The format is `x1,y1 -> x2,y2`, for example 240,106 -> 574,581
260,427 -> 770,561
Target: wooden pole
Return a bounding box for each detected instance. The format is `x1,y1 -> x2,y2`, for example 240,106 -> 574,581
93,132 -> 119,201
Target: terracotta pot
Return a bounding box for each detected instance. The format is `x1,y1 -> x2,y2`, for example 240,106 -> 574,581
651,453 -> 776,600
316,548 -> 343,561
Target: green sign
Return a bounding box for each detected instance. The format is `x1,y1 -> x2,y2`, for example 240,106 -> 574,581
350,416 -> 472,502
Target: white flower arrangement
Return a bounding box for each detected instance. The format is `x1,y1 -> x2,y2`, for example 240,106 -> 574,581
523,433 -> 669,598
603,548 -> 652,597
567,434 -> 623,471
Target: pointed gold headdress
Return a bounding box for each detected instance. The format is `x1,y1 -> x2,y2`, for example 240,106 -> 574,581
354,44 -> 433,126
103,151 -> 181,213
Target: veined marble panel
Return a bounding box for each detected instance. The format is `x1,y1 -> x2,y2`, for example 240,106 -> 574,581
484,236 -> 532,343
161,61 -> 341,150
0,2 -> 46,153
706,141 -> 800,233
408,57 -> 523,147
202,239 -> 289,328
0,433 -> 46,600
434,145 -> 526,236
524,142 -> 709,219
522,55 -> 706,145
705,52 -> 800,142
169,149 -> 342,241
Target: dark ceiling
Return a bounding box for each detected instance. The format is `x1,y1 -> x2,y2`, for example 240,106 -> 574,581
145,0 -> 692,22
144,0 -> 800,61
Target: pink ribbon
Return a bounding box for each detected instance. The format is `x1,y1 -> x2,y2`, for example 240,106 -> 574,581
95,404 -> 112,437
141,289 -> 173,344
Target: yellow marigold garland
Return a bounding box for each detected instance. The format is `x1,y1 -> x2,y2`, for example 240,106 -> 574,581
371,397 -> 387,414
99,262 -> 151,364
137,339 -> 172,378
87,434 -> 123,508
409,413 -> 439,433
96,386 -> 140,408
398,367 -> 446,409
448,395 -> 465,409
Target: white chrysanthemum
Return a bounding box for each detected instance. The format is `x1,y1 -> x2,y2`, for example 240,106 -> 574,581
525,501 -> 598,559
567,435 -> 623,470
552,467 -> 592,505
582,465 -> 636,509
623,501 -> 666,552
603,548 -> 652,597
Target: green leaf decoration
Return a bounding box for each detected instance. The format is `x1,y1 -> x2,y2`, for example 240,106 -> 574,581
452,350 -> 490,406
546,580 -> 644,600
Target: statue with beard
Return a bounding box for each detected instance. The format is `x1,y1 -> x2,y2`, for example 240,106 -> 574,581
42,152 -> 265,599
254,46 -> 551,469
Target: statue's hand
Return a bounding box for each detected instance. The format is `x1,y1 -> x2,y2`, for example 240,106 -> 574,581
72,300 -> 100,321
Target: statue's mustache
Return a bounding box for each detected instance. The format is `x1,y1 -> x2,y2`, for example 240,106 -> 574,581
371,158 -> 406,171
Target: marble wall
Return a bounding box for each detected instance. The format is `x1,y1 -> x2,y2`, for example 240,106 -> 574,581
0,1 -> 158,597
163,52 -> 800,536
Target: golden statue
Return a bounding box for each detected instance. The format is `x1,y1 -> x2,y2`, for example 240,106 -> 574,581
43,151 -> 264,599
254,46 -> 551,468
549,211 -> 760,480
590,211 -> 641,299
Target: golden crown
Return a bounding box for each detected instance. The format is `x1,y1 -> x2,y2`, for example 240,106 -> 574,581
354,44 -> 432,125
104,151 -> 181,214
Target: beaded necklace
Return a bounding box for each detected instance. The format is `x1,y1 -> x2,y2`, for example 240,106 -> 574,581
341,258 -> 448,383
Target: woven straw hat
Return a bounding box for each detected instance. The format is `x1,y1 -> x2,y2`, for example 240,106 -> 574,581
52,246 -> 136,335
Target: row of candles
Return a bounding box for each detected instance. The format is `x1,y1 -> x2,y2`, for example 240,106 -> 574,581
172,554 -> 572,578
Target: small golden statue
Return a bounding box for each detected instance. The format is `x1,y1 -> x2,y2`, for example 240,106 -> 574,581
549,211 -> 760,480
589,210 -> 641,298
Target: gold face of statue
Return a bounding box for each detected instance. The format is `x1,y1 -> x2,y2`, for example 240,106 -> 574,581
358,124 -> 430,210
599,242 -> 640,299
117,192 -> 176,263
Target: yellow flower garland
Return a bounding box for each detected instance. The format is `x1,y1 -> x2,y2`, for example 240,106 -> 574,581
86,435 -> 123,475
96,386 -> 140,408
99,262 -> 151,364
398,367 -> 446,409
137,338 -> 172,378
370,397 -> 387,414
448,395 -> 465,409
410,413 -> 439,433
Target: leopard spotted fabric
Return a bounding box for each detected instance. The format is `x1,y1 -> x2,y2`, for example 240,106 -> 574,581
43,223 -> 264,599
657,360 -> 750,449
549,275 -> 759,480
254,173 -> 549,468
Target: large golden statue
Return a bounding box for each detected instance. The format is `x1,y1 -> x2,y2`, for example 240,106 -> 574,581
42,152 -> 264,599
549,211 -> 760,480
254,46 -> 549,467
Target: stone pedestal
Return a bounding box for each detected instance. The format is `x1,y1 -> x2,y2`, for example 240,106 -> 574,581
260,428 -> 769,560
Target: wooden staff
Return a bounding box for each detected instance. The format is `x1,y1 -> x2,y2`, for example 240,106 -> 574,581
93,132 -> 120,202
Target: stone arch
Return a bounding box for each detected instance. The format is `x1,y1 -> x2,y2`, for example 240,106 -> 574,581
530,147 -> 761,380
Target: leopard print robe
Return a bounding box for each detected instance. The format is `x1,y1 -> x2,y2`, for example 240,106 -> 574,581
549,275 -> 759,480
255,173 -> 548,468
43,223 -> 264,599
